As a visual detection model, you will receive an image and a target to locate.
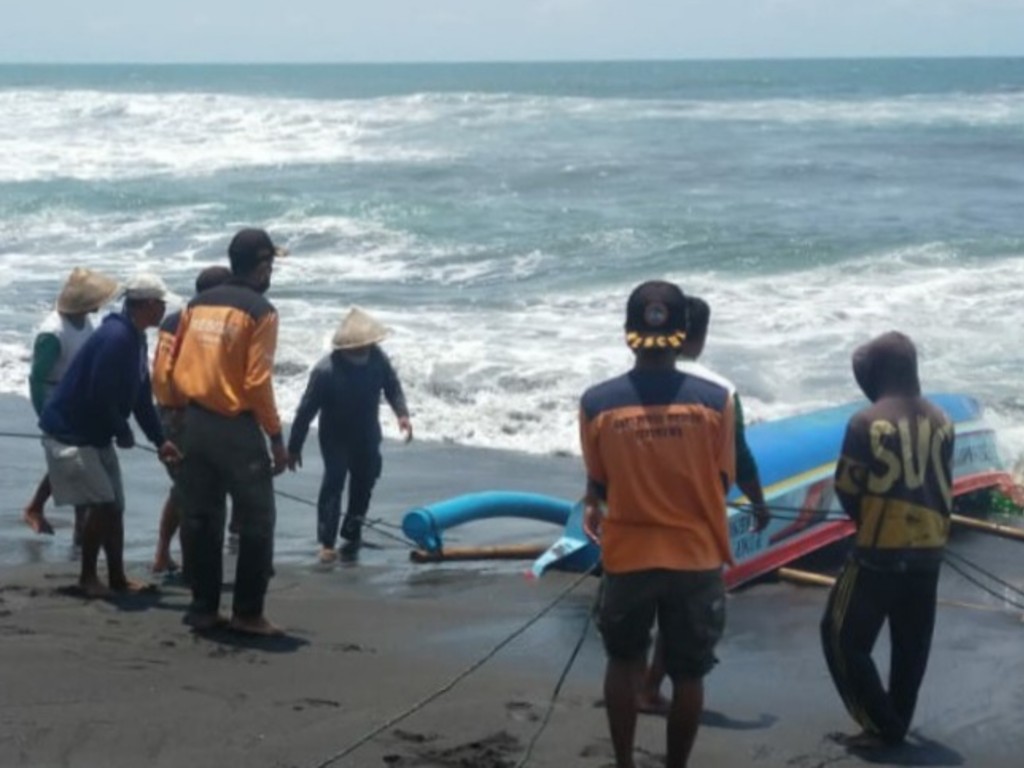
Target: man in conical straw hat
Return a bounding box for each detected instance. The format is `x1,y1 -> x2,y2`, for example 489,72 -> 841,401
23,267 -> 120,538
287,306 -> 413,563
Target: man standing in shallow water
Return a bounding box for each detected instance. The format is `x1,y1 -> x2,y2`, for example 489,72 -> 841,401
580,280 -> 735,768
287,307 -> 413,564
150,264 -> 233,576
170,228 -> 290,636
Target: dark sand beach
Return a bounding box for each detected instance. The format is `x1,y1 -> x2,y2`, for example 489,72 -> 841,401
2,395 -> 1024,767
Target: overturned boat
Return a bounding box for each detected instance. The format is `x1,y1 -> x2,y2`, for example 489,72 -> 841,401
401,393 -> 1012,589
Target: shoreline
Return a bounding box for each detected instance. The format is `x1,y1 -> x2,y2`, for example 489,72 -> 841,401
0,393 -> 584,571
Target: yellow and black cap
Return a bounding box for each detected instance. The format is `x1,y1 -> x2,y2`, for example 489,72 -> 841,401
624,280 -> 687,350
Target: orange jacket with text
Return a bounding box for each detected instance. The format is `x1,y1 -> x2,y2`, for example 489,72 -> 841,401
579,368 -> 736,574
167,281 -> 282,438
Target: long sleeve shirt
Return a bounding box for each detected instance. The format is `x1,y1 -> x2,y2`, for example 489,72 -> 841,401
39,312 -> 164,448
288,346 -> 409,455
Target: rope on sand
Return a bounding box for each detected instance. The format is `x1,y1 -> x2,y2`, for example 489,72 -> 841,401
513,593 -> 593,768
943,549 -> 1024,612
309,566 -> 596,768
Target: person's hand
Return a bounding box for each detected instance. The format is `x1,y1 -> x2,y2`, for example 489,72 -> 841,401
157,440 -> 183,467
398,415 -> 413,443
271,441 -> 288,476
749,503 -> 771,534
287,451 -> 302,472
116,431 -> 136,449
582,499 -> 604,544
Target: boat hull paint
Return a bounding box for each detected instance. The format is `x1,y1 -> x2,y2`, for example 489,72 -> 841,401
401,394 -> 1010,588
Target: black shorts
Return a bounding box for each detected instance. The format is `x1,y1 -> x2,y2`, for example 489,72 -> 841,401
597,568 -> 726,680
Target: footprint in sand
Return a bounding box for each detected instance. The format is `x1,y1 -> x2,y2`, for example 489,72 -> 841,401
288,697 -> 341,712
331,641 -> 375,653
391,729 -> 439,744
505,700 -> 541,723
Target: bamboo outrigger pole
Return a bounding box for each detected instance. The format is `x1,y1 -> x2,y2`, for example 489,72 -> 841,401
950,513 -> 1024,543
409,543 -> 549,563
777,567 -> 836,588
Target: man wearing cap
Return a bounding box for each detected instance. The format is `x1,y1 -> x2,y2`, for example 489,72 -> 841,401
23,267 -> 120,538
580,280 -> 735,768
287,307 -> 412,563
39,273 -> 182,598
169,228 -> 289,636
150,265 -> 233,576
637,294 -> 770,715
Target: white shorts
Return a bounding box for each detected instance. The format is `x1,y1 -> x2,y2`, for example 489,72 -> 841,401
42,437 -> 124,512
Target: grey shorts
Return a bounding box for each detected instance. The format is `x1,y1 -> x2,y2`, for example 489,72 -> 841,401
42,437 -> 124,512
597,568 -> 726,680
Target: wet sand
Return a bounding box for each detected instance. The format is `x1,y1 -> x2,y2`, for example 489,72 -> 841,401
2,396 -> 1024,767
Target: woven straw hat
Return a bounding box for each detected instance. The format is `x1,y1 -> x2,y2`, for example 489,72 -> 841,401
331,307 -> 390,350
56,268 -> 120,315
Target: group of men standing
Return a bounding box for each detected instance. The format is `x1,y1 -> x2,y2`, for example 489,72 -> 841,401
25,227 -> 412,637
580,280 -> 955,767
21,250 -> 956,761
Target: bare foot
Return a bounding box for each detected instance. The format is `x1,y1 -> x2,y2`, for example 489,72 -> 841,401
183,611 -> 228,631
110,578 -> 157,594
79,578 -> 112,599
23,508 -> 55,535
318,547 -> 337,564
151,555 -> 180,574
828,730 -> 886,750
230,615 -> 284,637
636,692 -> 671,716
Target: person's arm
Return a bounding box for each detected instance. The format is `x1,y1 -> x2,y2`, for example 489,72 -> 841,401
132,368 -> 165,448
28,333 -> 61,416
91,329 -> 135,445
379,350 -> 412,442
733,393 -> 769,531
245,310 -> 283,442
579,403 -> 608,542
834,419 -> 869,522
717,393 -> 737,495
380,351 -> 409,418
287,365 -> 325,457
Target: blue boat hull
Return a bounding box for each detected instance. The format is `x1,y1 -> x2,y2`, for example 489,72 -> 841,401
401,393 -> 1009,587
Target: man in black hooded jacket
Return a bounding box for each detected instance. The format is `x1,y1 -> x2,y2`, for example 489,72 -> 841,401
821,331 -> 954,748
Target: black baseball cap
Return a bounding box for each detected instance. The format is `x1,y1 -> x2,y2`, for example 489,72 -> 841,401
227,228 -> 288,273
624,280 -> 688,350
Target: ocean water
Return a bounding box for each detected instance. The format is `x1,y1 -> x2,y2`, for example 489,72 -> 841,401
2,59 -> 1024,459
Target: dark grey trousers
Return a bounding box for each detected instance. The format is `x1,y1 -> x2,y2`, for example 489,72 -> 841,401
178,405 -> 276,619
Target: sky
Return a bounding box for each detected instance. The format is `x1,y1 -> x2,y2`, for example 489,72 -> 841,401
2,0 -> 1023,63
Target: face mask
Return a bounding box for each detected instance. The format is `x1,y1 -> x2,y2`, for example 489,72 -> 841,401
342,349 -> 371,365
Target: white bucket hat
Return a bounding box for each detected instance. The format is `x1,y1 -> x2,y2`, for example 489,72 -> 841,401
56,268 -> 120,315
331,307 -> 390,350
122,273 -> 178,303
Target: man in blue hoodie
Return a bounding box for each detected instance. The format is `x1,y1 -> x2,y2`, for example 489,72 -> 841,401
40,273 -> 182,598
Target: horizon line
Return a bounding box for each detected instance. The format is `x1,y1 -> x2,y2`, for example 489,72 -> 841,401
2,54 -> 1024,67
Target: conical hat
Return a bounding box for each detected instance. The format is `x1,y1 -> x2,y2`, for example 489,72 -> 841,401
331,307 -> 390,350
56,268 -> 120,315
